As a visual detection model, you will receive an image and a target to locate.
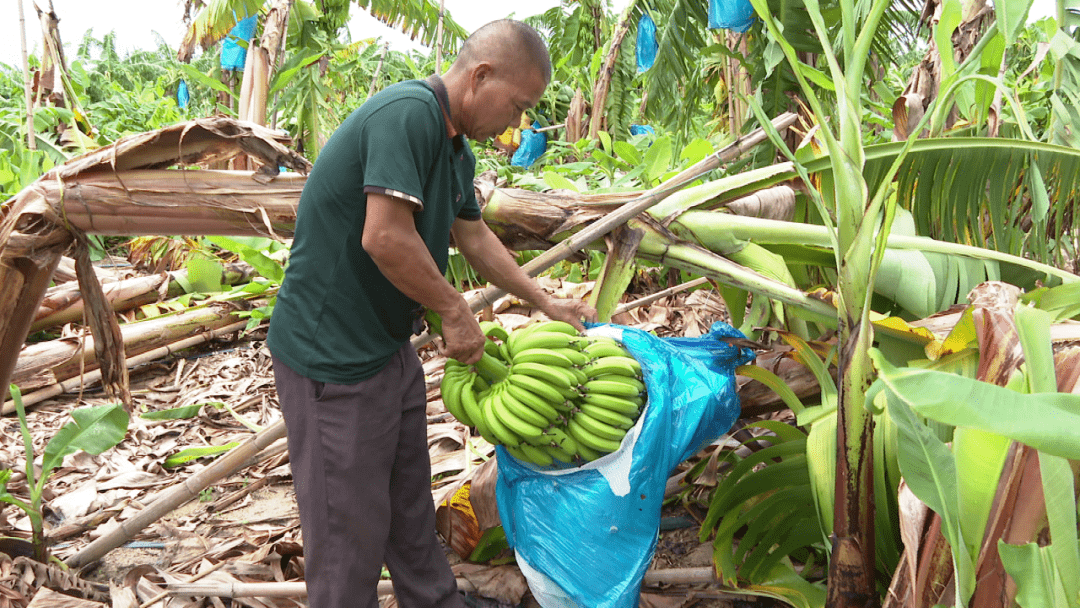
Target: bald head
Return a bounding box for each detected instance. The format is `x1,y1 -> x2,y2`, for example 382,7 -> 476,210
452,19 -> 551,84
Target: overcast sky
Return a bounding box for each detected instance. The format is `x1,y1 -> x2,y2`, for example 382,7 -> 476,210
0,0 -> 568,67
0,0 -> 1060,69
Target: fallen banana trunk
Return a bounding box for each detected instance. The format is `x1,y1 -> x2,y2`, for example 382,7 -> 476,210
0,117 -> 310,405
4,319 -> 250,414
32,264 -> 253,332
12,304 -> 248,395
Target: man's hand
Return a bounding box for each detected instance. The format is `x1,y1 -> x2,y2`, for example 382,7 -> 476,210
539,297 -> 597,332
439,302 -> 486,365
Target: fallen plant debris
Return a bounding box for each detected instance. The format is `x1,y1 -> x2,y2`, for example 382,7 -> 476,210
1,268 -> 799,608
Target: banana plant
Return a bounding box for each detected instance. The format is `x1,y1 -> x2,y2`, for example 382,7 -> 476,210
867,301 -> 1080,608
0,386 -> 128,562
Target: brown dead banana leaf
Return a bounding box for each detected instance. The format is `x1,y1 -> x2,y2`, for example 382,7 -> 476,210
452,564 -> 529,606
25,588 -> 107,608
435,458 -> 500,560
73,234 -> 131,410
0,555 -> 109,606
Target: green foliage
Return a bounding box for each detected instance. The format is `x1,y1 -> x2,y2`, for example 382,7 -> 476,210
1,385 -> 128,561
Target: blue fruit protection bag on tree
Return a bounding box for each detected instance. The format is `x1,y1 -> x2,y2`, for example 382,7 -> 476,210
708,0 -> 756,32
635,13 -> 658,72
495,321 -> 755,608
221,14 -> 258,71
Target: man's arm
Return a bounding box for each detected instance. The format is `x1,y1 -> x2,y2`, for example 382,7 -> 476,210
450,217 -> 596,330
363,193 -> 486,363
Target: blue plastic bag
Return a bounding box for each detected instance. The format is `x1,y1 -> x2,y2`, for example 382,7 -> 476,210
221,14 -> 258,71
177,80 -> 190,110
496,321 -> 754,608
629,124 -> 655,137
511,122 -> 547,168
636,14 -> 658,72
708,0 -> 755,32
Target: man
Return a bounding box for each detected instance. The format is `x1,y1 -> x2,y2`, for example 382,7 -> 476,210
267,19 -> 596,608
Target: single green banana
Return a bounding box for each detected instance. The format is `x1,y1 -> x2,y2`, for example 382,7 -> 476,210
511,361 -> 573,390
459,376 -> 486,429
575,441 -> 603,463
568,366 -> 588,387
478,320 -> 509,343
573,410 -> 628,442
531,320 -> 580,336
444,357 -> 471,374
483,340 -> 500,358
582,356 -> 640,379
541,425 -> 578,455
500,389 -> 552,429
511,331 -> 578,355
504,383 -> 561,423
473,392 -> 501,445
484,391 -> 524,446
543,444 -> 575,464
567,417 -> 622,453
440,371 -> 468,420
519,443 -> 555,467
578,402 -> 636,429
503,444 -> 533,464
582,377 -> 643,399
550,347 -> 589,367
491,389 -> 544,439
512,348 -> 574,368
582,341 -> 632,360
581,392 -> 642,416
497,340 -> 512,363
506,373 -> 568,408
570,416 -> 622,453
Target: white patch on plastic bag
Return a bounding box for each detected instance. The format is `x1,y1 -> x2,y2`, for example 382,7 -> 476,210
516,551 -> 581,608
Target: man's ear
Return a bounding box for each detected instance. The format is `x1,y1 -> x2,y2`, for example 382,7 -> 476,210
470,62 -> 493,89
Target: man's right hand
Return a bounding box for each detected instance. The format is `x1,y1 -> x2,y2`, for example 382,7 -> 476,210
439,302 -> 486,365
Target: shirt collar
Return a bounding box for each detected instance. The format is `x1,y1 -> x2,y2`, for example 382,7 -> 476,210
426,74 -> 466,153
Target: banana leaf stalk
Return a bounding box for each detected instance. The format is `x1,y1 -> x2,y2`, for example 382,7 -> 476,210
465,113 -> 799,317
589,225 -> 645,322
745,0 -> 895,602
677,212 -> 1078,286
630,218 -> 837,327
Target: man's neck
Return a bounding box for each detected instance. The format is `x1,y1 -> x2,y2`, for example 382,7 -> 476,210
440,70 -> 467,139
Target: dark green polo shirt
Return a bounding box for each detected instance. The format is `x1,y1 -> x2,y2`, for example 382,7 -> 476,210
267,79 -> 482,383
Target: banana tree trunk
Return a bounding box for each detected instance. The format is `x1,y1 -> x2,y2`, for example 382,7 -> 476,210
0,117 -> 309,404
588,225 -> 644,321
589,3 -> 635,141
17,0 -> 34,150
32,265 -> 252,332
12,304 -> 245,399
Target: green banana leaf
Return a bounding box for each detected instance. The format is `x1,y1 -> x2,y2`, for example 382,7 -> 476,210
41,404 -> 129,475
999,542 -> 1071,608
868,350 -> 1080,460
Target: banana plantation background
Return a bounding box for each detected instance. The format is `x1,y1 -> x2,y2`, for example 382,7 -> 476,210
1,0 -> 1079,607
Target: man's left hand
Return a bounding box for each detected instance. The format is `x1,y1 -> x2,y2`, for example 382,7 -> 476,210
541,297 -> 598,332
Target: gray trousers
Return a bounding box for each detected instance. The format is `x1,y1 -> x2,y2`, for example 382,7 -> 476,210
273,343 -> 463,608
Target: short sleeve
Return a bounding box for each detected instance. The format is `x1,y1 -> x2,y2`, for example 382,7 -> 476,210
359,95 -> 442,207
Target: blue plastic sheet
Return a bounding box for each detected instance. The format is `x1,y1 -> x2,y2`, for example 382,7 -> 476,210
708,0 -> 755,32
496,321 -> 754,608
636,14 -> 658,72
629,124 -> 655,137
511,122 -> 547,168
177,80 -> 190,110
221,14 -> 258,71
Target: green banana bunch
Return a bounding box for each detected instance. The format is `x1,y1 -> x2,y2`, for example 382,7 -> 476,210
439,320 -> 650,467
